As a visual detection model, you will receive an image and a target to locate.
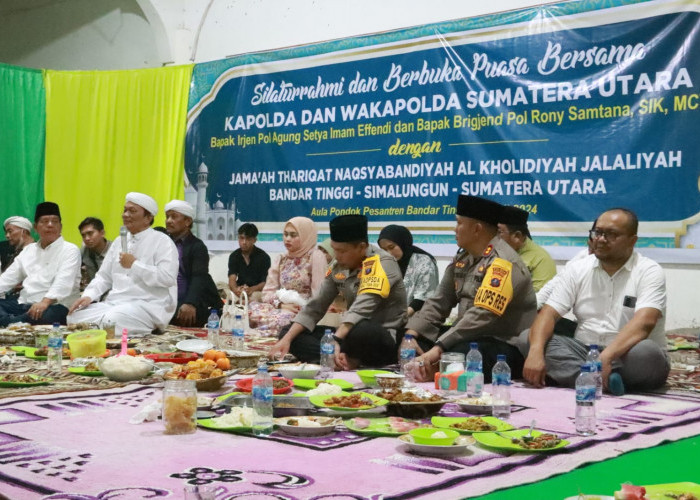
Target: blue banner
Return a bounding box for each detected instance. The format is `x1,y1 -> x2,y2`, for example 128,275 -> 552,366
186,0 -> 700,245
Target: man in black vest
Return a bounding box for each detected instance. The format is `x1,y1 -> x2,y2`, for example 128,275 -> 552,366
165,200 -> 222,327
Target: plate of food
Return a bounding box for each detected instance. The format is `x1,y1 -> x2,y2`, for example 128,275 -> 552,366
175,339 -> 214,355
274,416 -> 341,436
24,346 -> 71,360
0,373 -> 52,387
144,352 -> 199,364
68,359 -> 103,376
10,346 -> 30,356
398,434 -> 475,457
235,377 -> 293,394
456,393 -> 494,414
198,406 -> 255,433
293,378 -> 354,391
431,416 -> 513,434
344,416 -> 424,436
644,482 -> 700,500
376,388 -> 448,418
309,392 -> 388,411
472,429 -> 569,452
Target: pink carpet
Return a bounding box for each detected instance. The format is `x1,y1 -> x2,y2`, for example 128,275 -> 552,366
0,376 -> 698,499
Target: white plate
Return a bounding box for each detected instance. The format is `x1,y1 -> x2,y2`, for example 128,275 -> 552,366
398,434 -> 475,456
175,339 -> 213,355
274,416 -> 341,436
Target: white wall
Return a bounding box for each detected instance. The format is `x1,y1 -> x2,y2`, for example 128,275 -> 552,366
2,0 -> 698,328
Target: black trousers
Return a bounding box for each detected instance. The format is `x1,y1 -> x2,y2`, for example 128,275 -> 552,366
280,319 -> 398,368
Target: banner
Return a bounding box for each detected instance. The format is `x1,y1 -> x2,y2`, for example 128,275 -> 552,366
186,0 -> 700,248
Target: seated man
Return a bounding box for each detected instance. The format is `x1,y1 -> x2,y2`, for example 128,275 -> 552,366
164,200 -> 221,327
1,216 -> 35,272
521,208 -> 668,395
269,214 -> 407,369
78,217 -> 112,290
228,223 -> 270,298
0,203 -> 80,325
67,193 -> 179,336
498,206 -> 556,292
406,195 -> 537,382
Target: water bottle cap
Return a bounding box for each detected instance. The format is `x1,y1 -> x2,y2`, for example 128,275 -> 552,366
235,314 -> 242,319
470,342 -> 478,349
581,364 -> 593,372
404,334 -> 413,340
53,322 -> 60,328
589,344 -> 598,350
496,354 -> 506,361
211,309 -> 218,314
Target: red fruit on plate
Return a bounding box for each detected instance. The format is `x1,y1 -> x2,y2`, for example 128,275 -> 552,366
614,484 -> 647,500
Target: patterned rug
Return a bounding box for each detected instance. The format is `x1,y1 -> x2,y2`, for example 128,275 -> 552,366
0,375 -> 698,499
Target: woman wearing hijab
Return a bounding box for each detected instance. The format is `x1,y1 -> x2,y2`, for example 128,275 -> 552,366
378,225 -> 439,317
248,217 -> 327,336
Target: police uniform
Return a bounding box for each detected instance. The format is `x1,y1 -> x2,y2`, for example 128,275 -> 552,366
289,243 -> 407,365
406,195 -> 538,379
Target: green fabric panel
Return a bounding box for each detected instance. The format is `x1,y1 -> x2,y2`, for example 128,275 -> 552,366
0,63 -> 45,224
43,65 -> 193,244
472,434 -> 700,499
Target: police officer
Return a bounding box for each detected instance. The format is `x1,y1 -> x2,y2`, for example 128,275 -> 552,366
269,214 -> 407,369
406,195 -> 537,382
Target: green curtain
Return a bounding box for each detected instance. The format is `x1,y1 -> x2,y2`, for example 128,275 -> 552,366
0,63 -> 46,225
43,64 -> 193,244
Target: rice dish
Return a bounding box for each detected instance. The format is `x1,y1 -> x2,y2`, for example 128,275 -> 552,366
99,355 -> 152,381
210,407 -> 255,427
307,382 -> 343,396
431,431 -> 448,439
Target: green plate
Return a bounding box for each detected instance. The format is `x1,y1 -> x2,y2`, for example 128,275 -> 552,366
10,346 -> 30,356
24,347 -> 47,360
197,417 -> 250,433
0,374 -> 52,387
644,482 -> 700,499
472,429 -> 569,452
68,366 -> 103,377
344,417 -> 423,436
294,378 -> 354,390
309,392 -> 389,411
431,416 -> 513,434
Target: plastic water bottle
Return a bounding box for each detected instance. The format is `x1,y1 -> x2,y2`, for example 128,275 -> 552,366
466,343 -> 483,398
319,329 -> 335,379
399,334 -> 417,380
206,309 -> 220,348
252,363 -> 273,436
46,323 -> 63,373
586,344 -> 603,400
491,354 -> 511,419
575,364 -> 597,436
232,314 -> 245,351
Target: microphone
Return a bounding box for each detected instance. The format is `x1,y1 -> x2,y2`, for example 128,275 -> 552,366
120,226 -> 128,253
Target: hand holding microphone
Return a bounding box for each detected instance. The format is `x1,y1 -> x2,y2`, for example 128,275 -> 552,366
119,226 -> 136,269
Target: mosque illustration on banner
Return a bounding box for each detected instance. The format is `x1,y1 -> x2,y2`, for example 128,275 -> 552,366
184,162 -> 241,241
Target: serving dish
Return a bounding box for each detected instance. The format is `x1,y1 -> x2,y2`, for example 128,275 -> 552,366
398,434 -> 475,456
472,429 -> 569,452
0,373 -> 52,387
274,416 -> 341,436
144,352 -> 199,364
309,392 -> 388,411
356,369 -> 392,387
277,363 -> 321,379
293,378 -> 354,391
235,376 -> 293,394
431,416 -> 513,434
344,416 -> 423,436
175,339 -> 214,355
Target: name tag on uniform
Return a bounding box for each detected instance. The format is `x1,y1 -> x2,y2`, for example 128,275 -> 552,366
358,255 -> 390,298
473,258 -> 513,316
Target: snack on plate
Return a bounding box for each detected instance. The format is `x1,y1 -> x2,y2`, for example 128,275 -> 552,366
377,388 -> 442,403
510,433 -> 562,449
457,393 -> 494,406
450,417 -> 496,431
163,394 -> 197,434
210,407 -> 255,427
613,484 -> 647,500
324,393 -> 374,408
34,346 -> 71,358
0,374 -> 45,383
164,359 -> 225,381
284,416 -> 338,427
307,382 -> 343,397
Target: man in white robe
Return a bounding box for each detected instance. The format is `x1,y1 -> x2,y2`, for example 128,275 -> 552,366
67,193 -> 178,335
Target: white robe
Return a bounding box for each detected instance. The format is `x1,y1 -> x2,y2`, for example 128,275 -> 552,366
67,228 -> 178,335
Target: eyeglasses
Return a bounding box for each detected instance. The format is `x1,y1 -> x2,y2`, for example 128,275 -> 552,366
589,229 -> 624,241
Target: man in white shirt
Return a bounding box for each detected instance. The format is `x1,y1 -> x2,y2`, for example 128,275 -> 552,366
521,208 -> 668,395
67,193 -> 179,335
0,202 -> 81,326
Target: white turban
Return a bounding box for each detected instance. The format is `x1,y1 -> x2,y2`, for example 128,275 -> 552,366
125,192 -> 158,216
164,200 -> 195,219
4,216 -> 32,232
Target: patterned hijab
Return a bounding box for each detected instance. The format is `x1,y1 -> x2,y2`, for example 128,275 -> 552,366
286,217 -> 318,258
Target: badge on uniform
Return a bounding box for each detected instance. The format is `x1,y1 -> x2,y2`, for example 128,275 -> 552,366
482,244 -> 493,257
358,254 -> 390,298
473,258 -> 513,316
455,261 -> 466,268
334,272 -> 346,280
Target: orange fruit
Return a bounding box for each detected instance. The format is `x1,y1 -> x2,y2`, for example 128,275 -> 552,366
213,350 -> 227,361
203,350 -> 218,361
216,357 -> 231,371
127,348 -> 137,356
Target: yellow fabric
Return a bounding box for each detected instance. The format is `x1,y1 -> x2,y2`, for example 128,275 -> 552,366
43,65 -> 193,244
358,254 -> 390,298
474,257 -> 513,316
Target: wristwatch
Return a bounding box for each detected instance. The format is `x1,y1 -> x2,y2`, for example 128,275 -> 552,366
332,335 -> 343,344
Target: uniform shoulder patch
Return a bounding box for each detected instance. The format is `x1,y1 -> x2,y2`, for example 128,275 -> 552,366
482,244 -> 494,257
357,254 -> 390,298
473,257 -> 513,316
